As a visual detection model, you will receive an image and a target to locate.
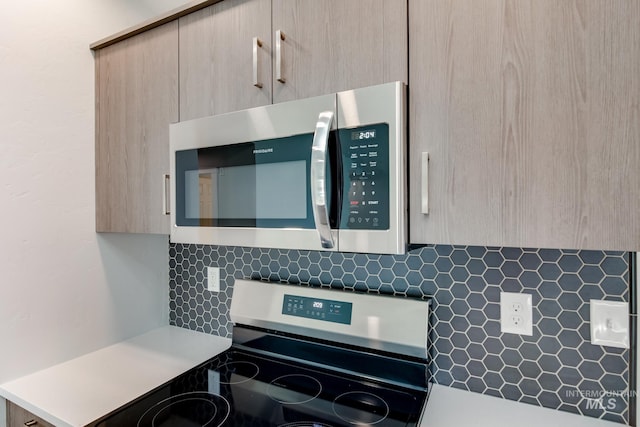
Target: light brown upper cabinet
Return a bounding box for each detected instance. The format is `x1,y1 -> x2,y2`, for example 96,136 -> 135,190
95,22 -> 178,234
409,0 -> 640,251
271,0 -> 407,103
179,0 -> 272,120
179,0 -> 408,121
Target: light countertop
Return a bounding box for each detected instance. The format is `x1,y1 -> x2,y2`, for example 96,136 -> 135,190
0,330 -> 624,427
0,326 -> 231,427
422,384 -> 623,427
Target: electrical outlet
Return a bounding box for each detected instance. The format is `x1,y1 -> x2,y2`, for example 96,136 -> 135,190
500,292 -> 533,336
207,266 -> 220,292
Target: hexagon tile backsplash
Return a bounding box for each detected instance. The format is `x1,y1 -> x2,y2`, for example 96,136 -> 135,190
169,244 -> 631,424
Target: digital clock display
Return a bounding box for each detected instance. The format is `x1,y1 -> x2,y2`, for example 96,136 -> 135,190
282,294 -> 353,324
351,129 -> 376,140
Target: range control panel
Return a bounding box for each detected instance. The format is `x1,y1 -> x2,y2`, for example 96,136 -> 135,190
282,294 -> 353,325
340,123 -> 390,230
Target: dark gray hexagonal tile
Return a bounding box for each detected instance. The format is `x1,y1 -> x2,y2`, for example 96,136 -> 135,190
450,299 -> 470,315
451,249 -> 470,266
557,311 -> 582,330
600,373 -> 627,395
435,273 -> 454,288
538,391 -> 562,409
435,257 -> 454,273
519,360 -> 542,379
450,332 -> 470,349
482,354 -> 503,371
537,336 -> 561,355
558,292 -> 582,311
519,342 -> 542,361
466,259 -> 487,275
519,378 -> 542,397
483,371 -> 503,390
537,354 -> 561,373
500,349 -> 523,367
539,263 -> 562,281
451,266 -> 470,283
538,318 -> 562,336
464,275 -> 485,293
500,366 -> 522,385
467,311 -> 488,328
578,265 -> 605,285
600,276 -> 628,297
600,354 -> 627,375
502,261 -> 523,278
484,251 -> 505,268
501,383 -> 523,401
538,299 -> 562,318
450,364 -> 470,381
519,271 -> 543,288
433,369 -> 454,385
466,359 -> 485,377
483,337 -> 503,354
600,256 -> 628,276
483,268 -> 505,285
539,281 -> 562,299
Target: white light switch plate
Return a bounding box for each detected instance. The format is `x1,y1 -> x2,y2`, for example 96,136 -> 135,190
590,299 -> 629,348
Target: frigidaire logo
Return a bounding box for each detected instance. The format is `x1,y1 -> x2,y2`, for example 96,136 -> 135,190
253,148 -> 274,154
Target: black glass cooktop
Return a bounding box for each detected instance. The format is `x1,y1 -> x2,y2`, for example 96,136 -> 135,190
92,345 -> 428,427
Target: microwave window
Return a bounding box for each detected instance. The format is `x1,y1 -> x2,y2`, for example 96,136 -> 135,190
184,160 -> 307,220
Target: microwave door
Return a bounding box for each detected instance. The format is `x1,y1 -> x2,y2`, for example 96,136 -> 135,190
170,93 -> 339,251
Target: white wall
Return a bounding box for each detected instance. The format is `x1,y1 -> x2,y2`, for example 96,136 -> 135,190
0,0 -> 189,419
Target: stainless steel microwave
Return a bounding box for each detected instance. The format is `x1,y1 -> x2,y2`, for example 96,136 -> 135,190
169,81 -> 406,254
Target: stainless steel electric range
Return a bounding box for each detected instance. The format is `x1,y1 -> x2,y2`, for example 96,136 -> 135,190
92,279 -> 431,427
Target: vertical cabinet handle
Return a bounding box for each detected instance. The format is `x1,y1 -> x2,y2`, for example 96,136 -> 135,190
252,37 -> 263,88
163,174 -> 170,215
275,30 -> 286,83
421,152 -> 429,214
311,111 -> 335,249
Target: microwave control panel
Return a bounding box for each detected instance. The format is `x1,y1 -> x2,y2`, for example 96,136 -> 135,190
340,123 -> 390,230
282,294 -> 353,325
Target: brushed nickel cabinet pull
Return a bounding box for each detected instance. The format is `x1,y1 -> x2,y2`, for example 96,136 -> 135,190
421,152 -> 429,214
163,174 -> 170,215
275,30 -> 285,83
24,420 -> 37,426
252,37 -> 263,88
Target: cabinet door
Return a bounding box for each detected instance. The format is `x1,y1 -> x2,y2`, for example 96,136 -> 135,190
95,22 -> 178,234
409,0 -> 640,251
6,400 -> 55,427
272,0 -> 407,103
179,0 -> 272,120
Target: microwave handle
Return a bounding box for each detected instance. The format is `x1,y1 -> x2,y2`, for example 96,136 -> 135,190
311,111 -> 335,249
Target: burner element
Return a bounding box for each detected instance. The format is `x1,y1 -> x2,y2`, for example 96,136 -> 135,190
332,391 -> 390,425
279,423 -> 334,427
136,392 -> 230,427
267,374 -> 323,405
217,361 -> 259,384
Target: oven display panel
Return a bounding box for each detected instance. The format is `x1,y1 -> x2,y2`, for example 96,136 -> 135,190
282,294 -> 352,325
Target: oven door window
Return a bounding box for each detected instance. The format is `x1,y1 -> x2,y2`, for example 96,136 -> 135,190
175,133 -> 329,228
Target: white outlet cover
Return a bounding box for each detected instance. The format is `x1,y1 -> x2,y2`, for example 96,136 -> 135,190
207,266 -> 220,292
500,292 -> 533,336
590,299 -> 629,348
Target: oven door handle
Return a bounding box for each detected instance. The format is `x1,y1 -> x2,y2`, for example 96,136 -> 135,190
311,111 -> 335,249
